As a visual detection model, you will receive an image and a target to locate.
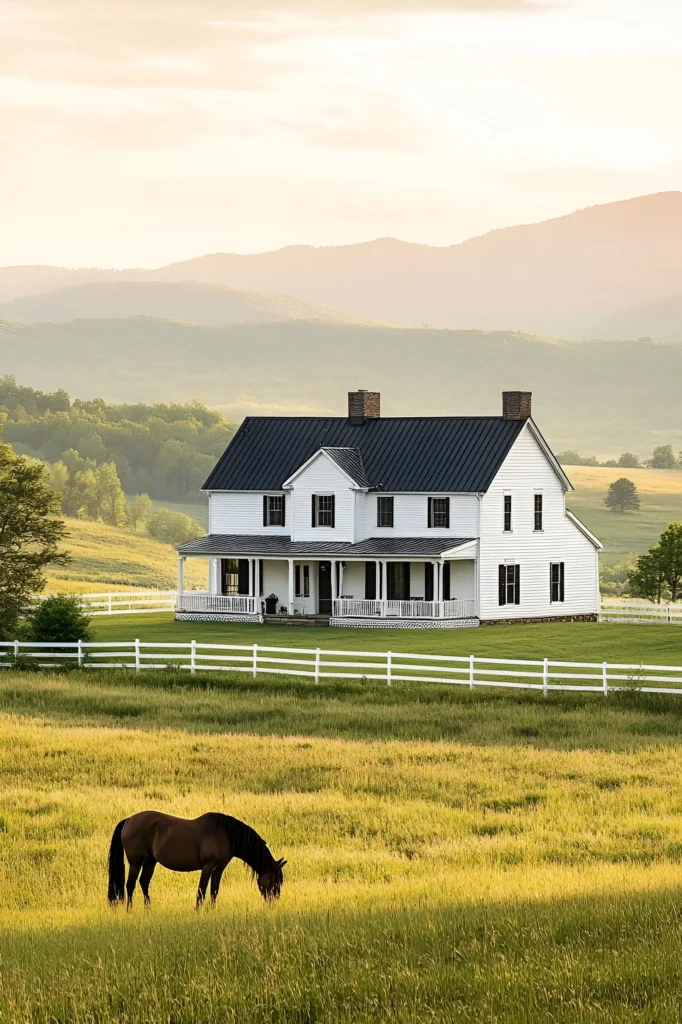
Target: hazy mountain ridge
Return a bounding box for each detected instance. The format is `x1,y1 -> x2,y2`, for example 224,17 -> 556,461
0,280 -> 367,326
0,317 -> 679,453
2,193 -> 682,338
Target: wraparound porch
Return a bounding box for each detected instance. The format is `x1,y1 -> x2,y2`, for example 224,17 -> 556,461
176,547 -> 479,627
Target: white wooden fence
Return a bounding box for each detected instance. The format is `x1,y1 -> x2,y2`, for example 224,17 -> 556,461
2,640 -> 682,695
39,591 -> 177,615
600,602 -> 682,624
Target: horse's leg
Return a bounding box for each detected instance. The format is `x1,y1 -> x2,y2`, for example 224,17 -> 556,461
196,862 -> 215,911
139,854 -> 157,908
210,863 -> 228,907
126,860 -> 143,911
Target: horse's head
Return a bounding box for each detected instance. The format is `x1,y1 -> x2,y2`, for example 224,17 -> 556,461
257,858 -> 287,901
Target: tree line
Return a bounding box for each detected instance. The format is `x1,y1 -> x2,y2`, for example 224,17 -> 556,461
0,375 -> 236,502
558,446 -> 682,470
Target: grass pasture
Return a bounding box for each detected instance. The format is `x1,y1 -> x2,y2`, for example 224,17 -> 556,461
3,629 -> 682,1021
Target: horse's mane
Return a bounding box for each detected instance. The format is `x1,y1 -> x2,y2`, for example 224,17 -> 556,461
208,813 -> 276,876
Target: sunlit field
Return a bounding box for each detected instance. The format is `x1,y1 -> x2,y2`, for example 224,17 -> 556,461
3,645 -> 682,1021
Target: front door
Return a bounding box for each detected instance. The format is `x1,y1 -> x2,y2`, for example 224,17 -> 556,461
318,561 -> 332,614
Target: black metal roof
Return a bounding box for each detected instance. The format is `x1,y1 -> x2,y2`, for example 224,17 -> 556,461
203,416 -> 526,493
178,535 -> 476,558
319,448 -> 369,488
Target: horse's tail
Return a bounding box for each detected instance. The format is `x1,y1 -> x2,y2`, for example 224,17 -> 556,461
108,818 -> 128,904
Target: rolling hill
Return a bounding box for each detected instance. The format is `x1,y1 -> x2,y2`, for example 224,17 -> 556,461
588,294 -> 682,343
2,192 -> 682,337
0,280 -> 364,326
0,317 -> 679,453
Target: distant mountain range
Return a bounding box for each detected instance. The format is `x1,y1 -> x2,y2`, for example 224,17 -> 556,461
0,281 -> 366,326
1,317 -> 679,454
2,192 -> 682,339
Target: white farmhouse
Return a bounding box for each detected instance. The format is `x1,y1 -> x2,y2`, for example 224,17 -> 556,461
176,390 -> 601,629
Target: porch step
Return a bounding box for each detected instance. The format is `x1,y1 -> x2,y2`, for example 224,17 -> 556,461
264,615 -> 330,627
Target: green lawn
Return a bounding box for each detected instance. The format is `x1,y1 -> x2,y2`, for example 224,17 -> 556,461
92,612 -> 682,666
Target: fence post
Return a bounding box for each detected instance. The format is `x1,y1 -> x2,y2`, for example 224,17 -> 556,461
602,661 -> 608,697
315,648 -> 321,685
253,643 -> 258,680
77,639 -> 83,668
387,650 -> 392,687
13,639 -> 19,663
190,639 -> 196,676
543,657 -> 548,698
135,638 -> 141,674
469,653 -> 475,691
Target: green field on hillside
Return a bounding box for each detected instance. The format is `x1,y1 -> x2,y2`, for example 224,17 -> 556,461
3,656 -> 682,1021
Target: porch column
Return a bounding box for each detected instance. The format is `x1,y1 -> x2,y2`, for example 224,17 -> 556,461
212,557 -> 220,595
248,558 -> 254,596
439,562 -> 444,616
288,558 -> 295,612
339,561 -> 345,598
177,555 -> 185,607
254,559 -> 261,609
381,560 -> 387,614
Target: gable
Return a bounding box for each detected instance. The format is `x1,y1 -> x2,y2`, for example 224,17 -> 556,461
282,447 -> 368,490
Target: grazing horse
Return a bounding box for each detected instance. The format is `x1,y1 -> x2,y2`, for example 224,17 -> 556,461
107,811 -> 286,909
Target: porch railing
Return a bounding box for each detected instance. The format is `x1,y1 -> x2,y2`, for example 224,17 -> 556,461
177,594 -> 258,615
332,599 -> 476,619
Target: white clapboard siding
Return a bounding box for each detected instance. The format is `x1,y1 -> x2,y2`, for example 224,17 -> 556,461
209,491 -> 290,535
290,453 -> 355,542
478,424 -> 600,620
355,492 -> 479,541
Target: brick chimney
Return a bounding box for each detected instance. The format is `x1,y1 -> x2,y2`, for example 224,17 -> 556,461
502,391 -> 532,421
348,389 -> 380,425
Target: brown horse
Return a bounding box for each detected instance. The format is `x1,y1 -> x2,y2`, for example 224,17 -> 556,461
108,811 -> 286,909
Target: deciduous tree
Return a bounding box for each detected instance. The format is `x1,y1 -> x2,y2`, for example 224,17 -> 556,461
604,477 -> 640,514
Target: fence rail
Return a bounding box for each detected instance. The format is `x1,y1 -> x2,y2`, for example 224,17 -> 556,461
600,602 -> 682,624
2,640 -> 681,695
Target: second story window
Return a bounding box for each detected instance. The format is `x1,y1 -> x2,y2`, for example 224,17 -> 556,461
263,494 -> 285,527
503,494 -> 512,532
377,495 -> 394,528
534,494 -> 543,532
312,494 -> 335,528
428,497 -> 450,529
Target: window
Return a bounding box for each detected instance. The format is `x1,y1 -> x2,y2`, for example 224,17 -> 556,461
295,564 -> 310,598
263,494 -> 285,527
387,562 -> 410,601
312,494 -> 335,528
550,562 -> 565,603
377,495 -> 394,528
428,497 -> 450,529
534,494 -> 543,532
221,558 -> 249,596
503,495 -> 512,532
498,564 -> 520,606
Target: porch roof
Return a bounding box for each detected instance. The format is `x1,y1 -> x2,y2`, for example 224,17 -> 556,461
177,534 -> 476,558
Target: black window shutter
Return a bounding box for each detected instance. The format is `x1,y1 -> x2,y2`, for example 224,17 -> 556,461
427,497 -> 433,528
311,495 -> 316,527
238,559 -> 250,595
445,498 -> 450,529
281,497 -> 286,527
443,562 -> 451,601
331,495 -> 336,528
259,560 -> 264,597
498,565 -> 506,606
514,564 -> 521,605
263,495 -> 268,527
295,565 -> 301,596
365,562 -> 377,600
403,562 -> 411,600
560,563 -> 565,602
424,562 -> 434,602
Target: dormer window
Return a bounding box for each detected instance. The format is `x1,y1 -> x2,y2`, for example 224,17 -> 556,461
263,495 -> 285,527
312,494 -> 335,528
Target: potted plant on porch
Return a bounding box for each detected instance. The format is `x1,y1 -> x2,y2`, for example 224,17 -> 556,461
265,593 -> 279,615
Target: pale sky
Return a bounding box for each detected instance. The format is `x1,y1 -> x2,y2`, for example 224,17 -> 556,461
2,0 -> 682,267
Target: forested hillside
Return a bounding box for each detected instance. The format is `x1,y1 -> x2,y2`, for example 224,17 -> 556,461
0,319 -> 679,452
0,376 -> 236,501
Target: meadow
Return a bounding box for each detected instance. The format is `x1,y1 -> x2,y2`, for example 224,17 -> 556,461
1,614 -> 682,1021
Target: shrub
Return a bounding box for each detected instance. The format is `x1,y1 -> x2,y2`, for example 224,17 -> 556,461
30,595 -> 94,643
146,508 -> 204,546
